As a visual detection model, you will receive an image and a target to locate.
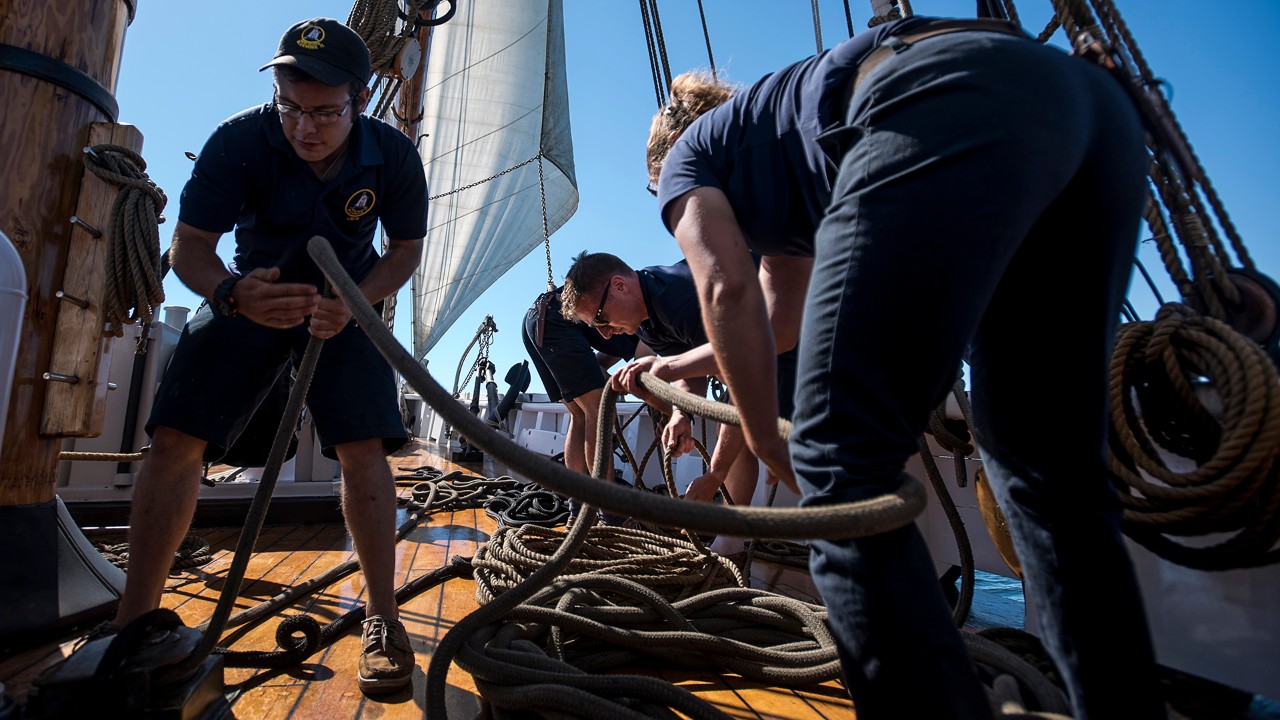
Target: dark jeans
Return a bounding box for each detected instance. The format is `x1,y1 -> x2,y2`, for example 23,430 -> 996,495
791,31 -> 1164,719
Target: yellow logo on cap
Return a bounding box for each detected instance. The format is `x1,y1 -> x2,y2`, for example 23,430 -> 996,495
297,25 -> 325,50
345,189 -> 376,219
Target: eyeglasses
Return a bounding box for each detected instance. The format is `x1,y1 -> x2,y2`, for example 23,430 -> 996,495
589,281 -> 611,327
273,95 -> 356,126
646,179 -> 658,197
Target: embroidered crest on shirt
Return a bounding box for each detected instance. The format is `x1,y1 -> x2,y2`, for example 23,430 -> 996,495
345,189 -> 376,219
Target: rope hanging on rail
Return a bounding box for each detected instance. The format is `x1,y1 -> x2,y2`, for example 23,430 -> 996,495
1036,0 -> 1280,568
82,144 -> 167,337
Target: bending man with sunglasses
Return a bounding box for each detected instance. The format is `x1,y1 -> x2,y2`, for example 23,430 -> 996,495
561,252 -> 799,570
111,18 -> 426,694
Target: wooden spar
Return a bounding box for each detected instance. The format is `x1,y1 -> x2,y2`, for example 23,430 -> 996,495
381,5 -> 433,333
0,1 -> 133,504
392,7 -> 431,143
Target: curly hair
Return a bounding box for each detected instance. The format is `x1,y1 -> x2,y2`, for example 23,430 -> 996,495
645,70 -> 738,190
559,251 -> 633,322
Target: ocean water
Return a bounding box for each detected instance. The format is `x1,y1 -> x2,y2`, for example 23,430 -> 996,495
973,569 -> 1024,602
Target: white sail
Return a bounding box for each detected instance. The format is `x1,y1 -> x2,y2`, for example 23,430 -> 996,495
411,0 -> 577,361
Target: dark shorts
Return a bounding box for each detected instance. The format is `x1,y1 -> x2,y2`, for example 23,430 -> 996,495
147,304 -> 408,461
522,299 -> 609,404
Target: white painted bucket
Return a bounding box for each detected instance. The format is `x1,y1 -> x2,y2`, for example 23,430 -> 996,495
0,230 -> 26,458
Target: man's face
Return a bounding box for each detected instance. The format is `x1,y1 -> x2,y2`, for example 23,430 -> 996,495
274,76 -> 364,163
573,276 -> 638,338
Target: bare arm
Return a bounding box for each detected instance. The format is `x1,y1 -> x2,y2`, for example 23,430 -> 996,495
663,375 -> 708,457
683,422 -> 747,503
615,259 -> 810,385
760,255 -> 811,354
669,187 -> 799,490
170,220 -> 319,328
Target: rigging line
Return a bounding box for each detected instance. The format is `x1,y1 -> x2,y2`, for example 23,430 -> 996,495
810,0 -> 824,54
1132,255 -> 1165,307
648,0 -> 674,101
695,0 -> 717,81
1090,0 -> 1248,270
638,0 -> 665,108
842,0 -> 855,38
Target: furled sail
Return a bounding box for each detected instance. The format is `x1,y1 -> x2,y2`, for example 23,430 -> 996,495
411,0 -> 577,361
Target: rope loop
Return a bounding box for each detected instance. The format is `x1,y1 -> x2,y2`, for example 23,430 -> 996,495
82,143 -> 167,337
1109,303 -> 1280,569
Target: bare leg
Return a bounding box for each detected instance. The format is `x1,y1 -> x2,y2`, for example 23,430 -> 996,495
570,388 -> 612,480
115,426 -> 208,625
709,449 -> 758,556
336,439 -> 399,621
561,400 -> 588,474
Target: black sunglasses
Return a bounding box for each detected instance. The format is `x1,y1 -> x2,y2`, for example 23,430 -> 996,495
590,281 -> 611,327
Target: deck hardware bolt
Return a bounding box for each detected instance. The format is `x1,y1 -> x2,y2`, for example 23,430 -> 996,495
69,215 -> 102,238
43,372 -> 79,385
55,290 -> 89,308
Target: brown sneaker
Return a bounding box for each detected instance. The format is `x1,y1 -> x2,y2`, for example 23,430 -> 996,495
358,615 -> 415,693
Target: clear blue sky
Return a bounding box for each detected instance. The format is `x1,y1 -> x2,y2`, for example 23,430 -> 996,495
115,1 -> 1279,398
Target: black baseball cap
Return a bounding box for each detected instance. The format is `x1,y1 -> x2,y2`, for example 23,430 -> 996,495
259,18 -> 371,87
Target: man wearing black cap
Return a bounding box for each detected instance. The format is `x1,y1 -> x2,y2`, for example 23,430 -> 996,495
111,18 -> 426,694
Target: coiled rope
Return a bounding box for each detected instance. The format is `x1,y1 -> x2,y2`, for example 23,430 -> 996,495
1031,0 -> 1280,571
303,236 -> 1069,717
82,144 -> 166,336
1109,303 -> 1280,569
92,534 -> 211,572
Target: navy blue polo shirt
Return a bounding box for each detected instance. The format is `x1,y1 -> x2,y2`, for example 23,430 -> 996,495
179,103 -> 428,289
657,16 -> 931,257
635,260 -> 706,356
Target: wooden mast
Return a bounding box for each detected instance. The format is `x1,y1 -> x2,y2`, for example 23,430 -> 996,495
0,0 -> 137,649
0,1 -> 134,502
382,5 -> 434,338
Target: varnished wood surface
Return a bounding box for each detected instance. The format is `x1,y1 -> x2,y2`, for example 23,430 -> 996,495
40,122 -> 144,437
0,440 -> 858,719
0,0 -> 133,499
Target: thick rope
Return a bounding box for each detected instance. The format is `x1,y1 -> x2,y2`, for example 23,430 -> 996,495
312,236 -> 927,540
1109,303 -> 1280,569
473,524 -> 743,606
82,144 -> 166,336
92,534 -> 211,572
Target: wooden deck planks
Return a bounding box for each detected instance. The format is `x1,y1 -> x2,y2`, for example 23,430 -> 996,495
1,441 -> 863,719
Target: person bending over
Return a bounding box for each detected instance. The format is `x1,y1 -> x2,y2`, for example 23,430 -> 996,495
522,285 -> 651,522
643,15 -> 1163,720
561,251 -> 798,566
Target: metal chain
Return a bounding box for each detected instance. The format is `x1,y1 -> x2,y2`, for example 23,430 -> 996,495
539,156 -> 555,292
429,154 -> 540,202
